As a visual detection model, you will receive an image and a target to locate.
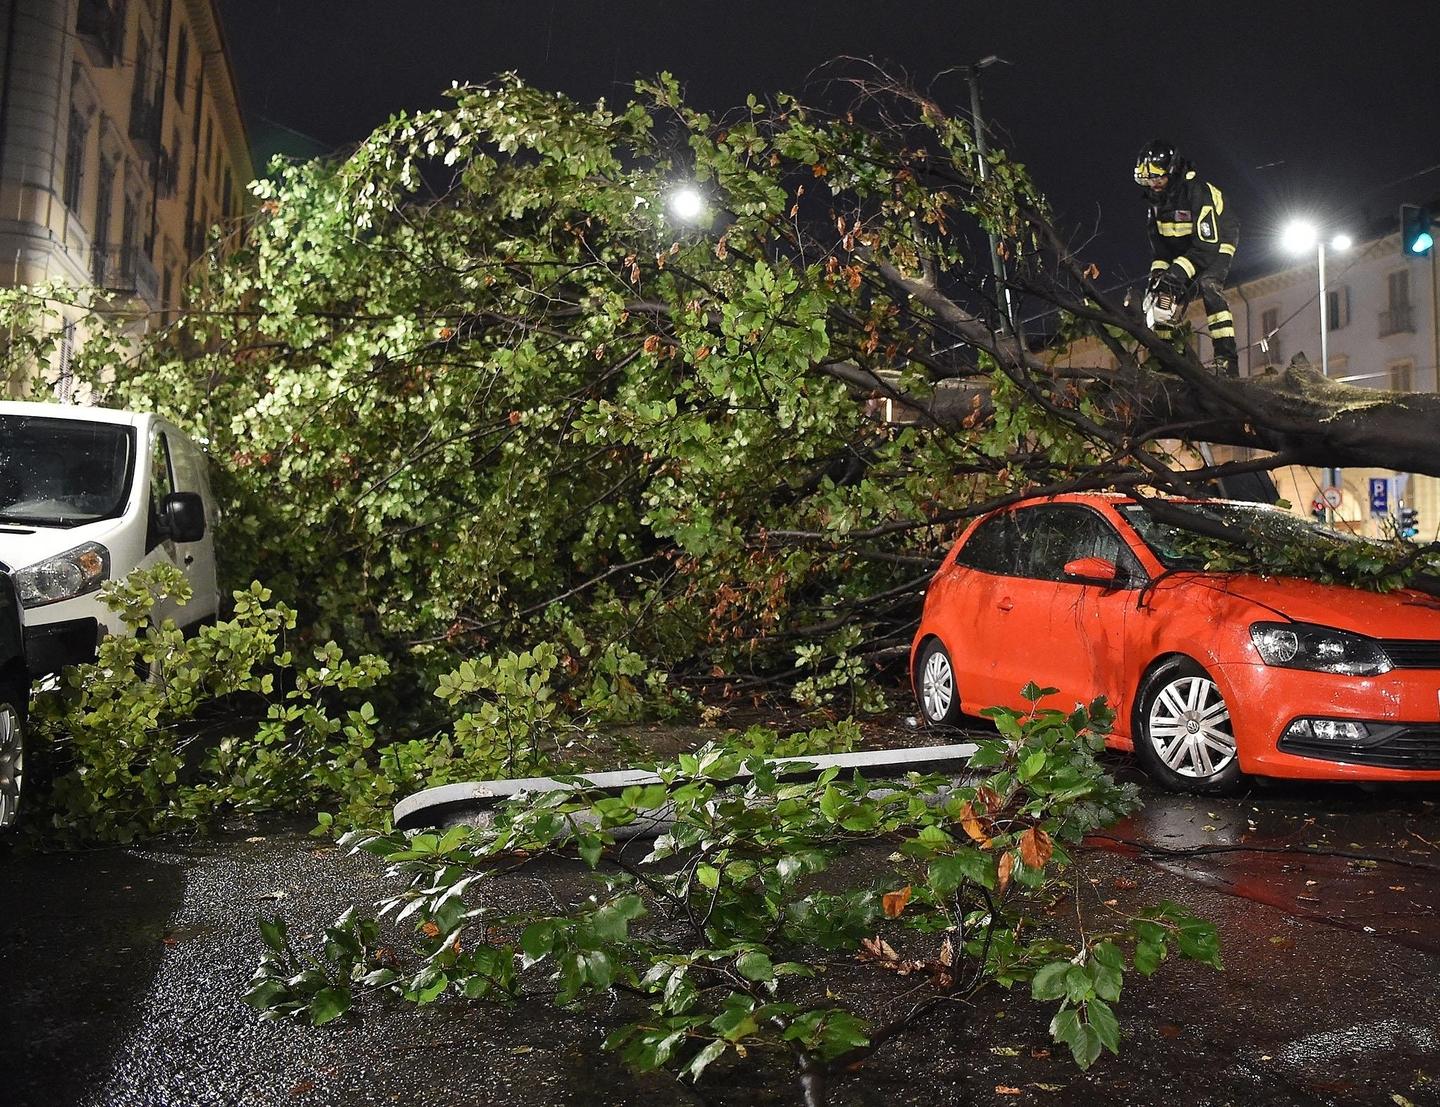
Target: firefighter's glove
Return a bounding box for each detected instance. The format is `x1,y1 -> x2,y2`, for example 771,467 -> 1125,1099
1151,267 -> 1188,299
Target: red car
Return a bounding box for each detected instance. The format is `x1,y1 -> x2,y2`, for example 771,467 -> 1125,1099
910,493 -> 1440,792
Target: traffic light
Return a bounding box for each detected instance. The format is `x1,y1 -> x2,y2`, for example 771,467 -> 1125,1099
1401,204 -> 1434,257
1400,506 -> 1420,539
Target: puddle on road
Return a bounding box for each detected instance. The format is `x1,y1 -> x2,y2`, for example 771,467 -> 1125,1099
1091,793 -> 1440,954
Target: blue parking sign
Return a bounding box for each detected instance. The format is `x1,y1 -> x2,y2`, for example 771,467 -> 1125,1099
1369,477 -> 1388,516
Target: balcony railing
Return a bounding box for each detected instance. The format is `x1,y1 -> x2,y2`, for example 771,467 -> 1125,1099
91,245 -> 159,307
1379,304 -> 1415,337
76,0 -> 118,67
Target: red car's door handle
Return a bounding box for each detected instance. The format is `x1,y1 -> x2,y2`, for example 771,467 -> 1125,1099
996,598 -> 1014,612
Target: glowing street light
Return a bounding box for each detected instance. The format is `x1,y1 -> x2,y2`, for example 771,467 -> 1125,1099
1281,218 -> 1353,379
667,185 -> 706,224
1280,220 -> 1317,255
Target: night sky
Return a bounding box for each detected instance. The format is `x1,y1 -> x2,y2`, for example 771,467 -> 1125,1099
217,1 -> 1440,287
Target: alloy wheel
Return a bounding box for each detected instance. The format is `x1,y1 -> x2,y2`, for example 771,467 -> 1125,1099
921,649 -> 955,723
1145,675 -> 1236,779
0,705 -> 22,829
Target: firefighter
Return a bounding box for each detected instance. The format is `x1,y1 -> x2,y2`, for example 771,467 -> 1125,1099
1134,139 -> 1239,376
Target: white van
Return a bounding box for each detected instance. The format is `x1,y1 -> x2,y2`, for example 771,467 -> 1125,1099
0,401 -> 219,674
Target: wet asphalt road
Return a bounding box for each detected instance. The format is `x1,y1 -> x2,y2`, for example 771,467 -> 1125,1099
4,767 -> 1440,1107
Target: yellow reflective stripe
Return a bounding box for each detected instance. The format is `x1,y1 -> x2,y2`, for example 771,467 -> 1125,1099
1196,205 -> 1218,243
1185,170 -> 1196,180
1218,243 -> 1236,256
1172,256 -> 1197,279
1157,222 -> 1193,236
1207,311 -> 1233,324
1151,259 -> 1170,271
1208,182 -> 1225,215
1209,326 -> 1236,339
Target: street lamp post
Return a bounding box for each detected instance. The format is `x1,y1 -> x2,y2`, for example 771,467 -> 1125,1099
964,56 -> 1016,337
1282,220 -> 1351,521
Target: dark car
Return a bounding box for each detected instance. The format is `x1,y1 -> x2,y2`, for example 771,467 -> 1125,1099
0,563 -> 29,829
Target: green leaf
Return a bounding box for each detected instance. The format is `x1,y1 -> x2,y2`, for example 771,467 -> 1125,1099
685,1039 -> 727,1081
1050,1006 -> 1101,1069
1134,939 -> 1164,976
1088,997 -> 1121,1054
928,849 -> 995,895
1064,963 -> 1095,1003
309,987 -> 351,1026
735,950 -> 774,983
520,921 -> 558,964
1031,960 -> 1071,1002
259,916 -> 288,953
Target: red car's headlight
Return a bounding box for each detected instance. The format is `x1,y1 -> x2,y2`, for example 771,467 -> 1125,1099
1250,622 -> 1392,677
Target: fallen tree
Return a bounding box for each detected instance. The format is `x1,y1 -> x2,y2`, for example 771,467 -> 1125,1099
8,69 -> 1436,705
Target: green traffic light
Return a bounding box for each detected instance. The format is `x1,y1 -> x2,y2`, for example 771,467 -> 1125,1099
1401,204 -> 1434,257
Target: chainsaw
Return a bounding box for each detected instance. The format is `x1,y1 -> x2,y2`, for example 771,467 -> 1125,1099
1142,285 -> 1184,330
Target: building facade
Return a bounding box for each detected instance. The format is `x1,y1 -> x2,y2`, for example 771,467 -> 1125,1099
1048,223 -> 1440,541
0,0 -> 252,393
1230,230 -> 1440,539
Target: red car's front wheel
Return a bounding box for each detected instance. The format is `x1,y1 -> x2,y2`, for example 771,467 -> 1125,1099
1136,658 -> 1243,794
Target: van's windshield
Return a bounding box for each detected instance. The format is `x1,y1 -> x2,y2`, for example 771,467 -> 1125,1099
0,415 -> 136,527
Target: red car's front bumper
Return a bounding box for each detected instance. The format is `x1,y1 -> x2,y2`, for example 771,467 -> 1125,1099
1211,661 -> 1440,782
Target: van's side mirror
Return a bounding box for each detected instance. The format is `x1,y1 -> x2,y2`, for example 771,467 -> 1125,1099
162,492 -> 206,543
1062,556 -> 1121,587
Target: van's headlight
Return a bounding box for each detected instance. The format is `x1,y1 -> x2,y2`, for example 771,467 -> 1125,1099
1250,621 -> 1392,676
14,542 -> 110,608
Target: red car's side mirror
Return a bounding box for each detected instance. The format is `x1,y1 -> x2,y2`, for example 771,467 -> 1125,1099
1063,556 -> 1121,586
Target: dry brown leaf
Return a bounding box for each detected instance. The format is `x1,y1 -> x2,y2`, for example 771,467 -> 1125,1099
1018,827 -> 1053,869
882,885 -> 913,919
997,850 -> 1014,893
958,801 -> 991,847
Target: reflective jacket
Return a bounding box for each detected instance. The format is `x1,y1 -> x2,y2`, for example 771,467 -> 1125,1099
1145,162 -> 1238,282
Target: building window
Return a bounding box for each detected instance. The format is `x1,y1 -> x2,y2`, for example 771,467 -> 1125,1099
174,30 -> 188,105
1326,286 -> 1350,330
91,156 -> 115,281
122,193 -> 138,257
1381,271 -> 1414,336
135,32 -> 149,101
63,109 -> 88,214
1258,306 -> 1281,366
1390,360 -> 1414,393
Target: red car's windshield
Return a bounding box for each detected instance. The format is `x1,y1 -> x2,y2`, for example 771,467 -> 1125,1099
1119,502 -> 1349,570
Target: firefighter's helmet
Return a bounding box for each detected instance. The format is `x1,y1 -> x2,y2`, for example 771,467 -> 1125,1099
1134,140 -> 1177,186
